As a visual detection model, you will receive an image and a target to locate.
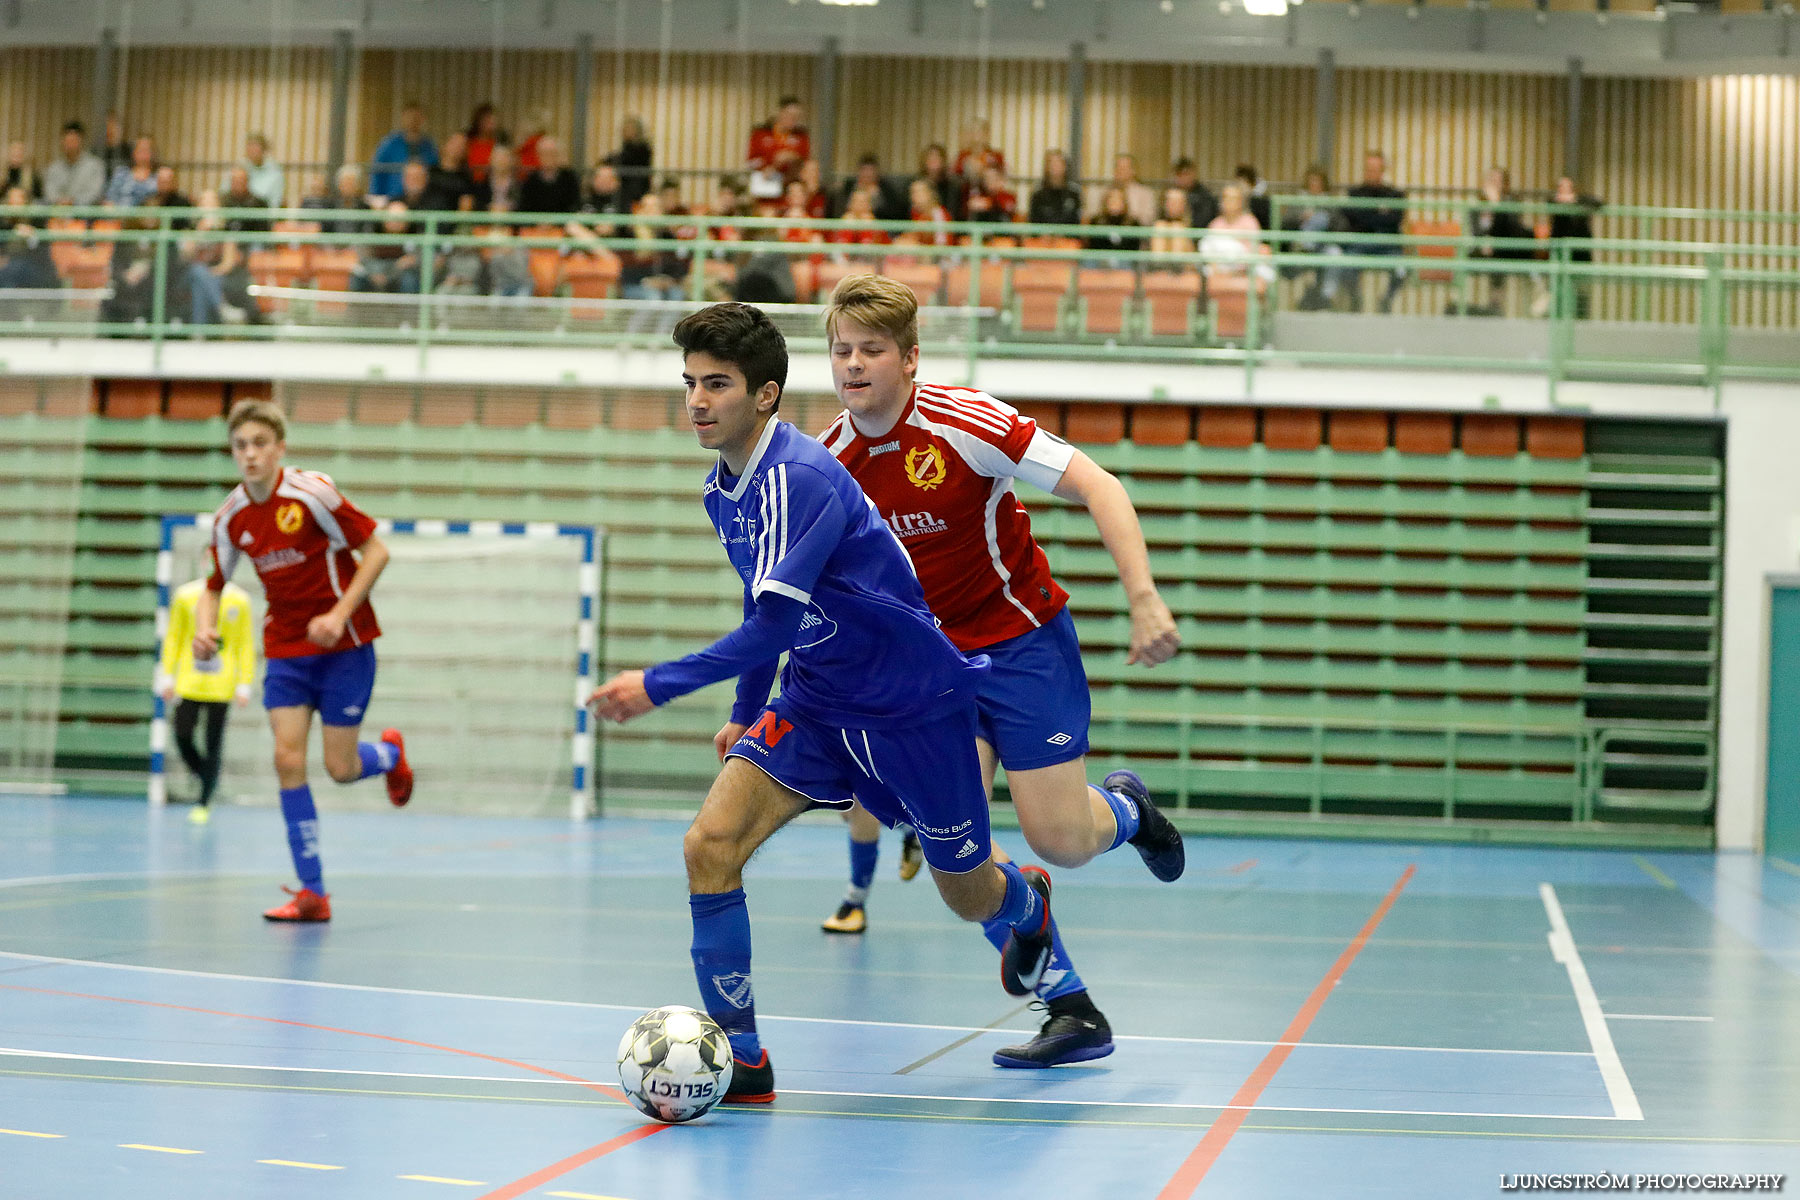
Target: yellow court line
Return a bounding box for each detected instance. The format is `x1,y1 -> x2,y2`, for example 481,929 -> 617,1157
1633,856 -> 1678,889
1770,857 -> 1800,879
0,1127 -> 65,1138
120,1143 -> 203,1154
398,1175 -> 488,1187
259,1159 -> 344,1171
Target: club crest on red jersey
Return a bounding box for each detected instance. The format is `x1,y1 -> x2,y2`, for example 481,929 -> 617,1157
275,502 -> 304,534
904,444 -> 948,491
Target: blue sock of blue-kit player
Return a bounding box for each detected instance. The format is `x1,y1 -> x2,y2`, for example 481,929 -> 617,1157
1098,783 -> 1141,852
991,861 -> 1045,933
689,888 -> 761,1062
277,784 -> 324,893
982,912 -> 1088,1001
846,835 -> 878,904
355,740 -> 398,780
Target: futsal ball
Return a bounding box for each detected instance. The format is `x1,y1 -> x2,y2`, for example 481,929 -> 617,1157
615,1005 -> 735,1123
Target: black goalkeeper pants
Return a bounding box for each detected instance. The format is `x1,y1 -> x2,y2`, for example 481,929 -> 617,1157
172,698 -> 229,805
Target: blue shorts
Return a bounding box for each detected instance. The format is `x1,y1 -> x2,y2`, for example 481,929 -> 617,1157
726,699 -> 993,875
263,643 -> 378,727
975,608 -> 1092,771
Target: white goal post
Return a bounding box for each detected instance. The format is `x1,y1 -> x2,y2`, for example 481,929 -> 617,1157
150,514 -> 602,819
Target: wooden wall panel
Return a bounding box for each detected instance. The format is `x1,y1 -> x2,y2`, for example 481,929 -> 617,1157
383,48 -> 576,156
1333,67 -> 1564,194
0,49 -> 94,160
1170,63 -> 1317,186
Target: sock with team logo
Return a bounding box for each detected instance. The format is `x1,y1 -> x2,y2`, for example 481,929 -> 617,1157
981,913 -> 1088,1002
1096,784 -> 1142,852
990,861 -> 1046,934
278,784 -> 324,893
689,888 -> 761,1062
354,740 -> 398,780
846,835 -> 879,905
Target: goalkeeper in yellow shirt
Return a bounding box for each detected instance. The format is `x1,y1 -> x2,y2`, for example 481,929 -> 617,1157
159,576 -> 257,823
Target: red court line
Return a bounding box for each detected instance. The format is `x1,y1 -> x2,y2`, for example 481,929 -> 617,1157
1156,863 -> 1416,1200
477,1123 -> 669,1200
0,981 -> 622,1099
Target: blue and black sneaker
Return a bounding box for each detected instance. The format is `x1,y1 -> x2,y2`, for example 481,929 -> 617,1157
723,1049 -> 775,1104
999,866 -> 1055,997
1105,769 -> 1186,882
993,993 -> 1116,1068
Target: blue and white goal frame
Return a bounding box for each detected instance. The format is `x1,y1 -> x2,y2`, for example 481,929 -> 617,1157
150,514 -> 604,820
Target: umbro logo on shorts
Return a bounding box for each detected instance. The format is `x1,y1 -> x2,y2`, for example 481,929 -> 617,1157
1046,732 -> 1072,745
343,705 -> 363,717
955,838 -> 979,859
239,532 -> 253,547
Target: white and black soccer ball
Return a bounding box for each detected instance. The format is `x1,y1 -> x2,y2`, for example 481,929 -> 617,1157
615,1005 -> 735,1123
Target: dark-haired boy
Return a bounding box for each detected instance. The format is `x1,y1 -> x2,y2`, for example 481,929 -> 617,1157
589,303 -> 1063,1103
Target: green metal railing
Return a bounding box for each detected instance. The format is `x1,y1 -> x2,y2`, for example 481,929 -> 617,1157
4,203 -> 1797,403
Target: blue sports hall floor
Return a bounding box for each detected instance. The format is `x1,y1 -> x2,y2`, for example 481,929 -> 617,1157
2,792 -> 1797,1199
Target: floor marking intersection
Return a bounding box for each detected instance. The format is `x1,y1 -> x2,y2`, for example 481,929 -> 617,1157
1541,882 -> 1643,1122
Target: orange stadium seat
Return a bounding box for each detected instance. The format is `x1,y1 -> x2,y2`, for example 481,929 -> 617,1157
1526,416 -> 1585,459
1010,260 -> 1073,334
1394,412 -> 1454,455
1131,405 -> 1191,446
104,379 -> 162,418
1209,283 -> 1249,341
1264,407 -> 1323,452
1408,217 -> 1462,283
165,381 -> 227,421
1197,406 -> 1256,449
1328,409 -> 1390,454
1076,268 -> 1137,337
1460,414 -> 1520,457
564,248 -> 622,318
248,247 -> 307,312
1141,270 -> 1202,339
1064,403 -> 1125,445
944,258 -> 1006,311
880,257 -> 944,306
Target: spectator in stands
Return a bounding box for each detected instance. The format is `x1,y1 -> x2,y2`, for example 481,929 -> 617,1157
835,154 -> 904,222
607,115 -> 654,208
428,132 -> 476,212
481,201 -> 535,298
1282,164 -> 1351,311
102,215 -> 173,327
43,121 -> 105,208
898,177 -> 952,247
147,166 -> 195,229
218,167 -> 270,233
1027,149 -> 1082,229
1234,163 -> 1272,232
98,111 -> 131,177
792,158 -> 829,219
306,165 -> 373,234
571,164 -> 631,239
1469,165 -> 1533,316
917,143 -> 963,220
519,136 -> 581,215
1111,153 -> 1157,228
465,103 -> 507,183
241,133 -> 284,208
0,186 -> 60,289
1201,180 -> 1273,294
656,178 -> 693,237
619,192 -> 689,302
397,160 -> 436,214
954,118 -> 1005,190
1150,187 -> 1196,256
351,201 -> 420,294
473,145 -> 522,212
746,95 -> 809,209
3,142 -> 40,200
1172,157 -> 1218,231
1542,173 -> 1599,319
828,188 -> 890,266
515,107 -> 554,171
184,190 -> 260,328
371,102 -> 438,200
1085,187 -> 1143,260
781,181 -> 822,228
104,136 -> 158,208
965,164 -> 1017,224
732,228 -> 797,305
1344,149 -> 1407,312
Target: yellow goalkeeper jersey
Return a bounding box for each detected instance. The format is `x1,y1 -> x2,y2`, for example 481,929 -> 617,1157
159,579 -> 257,703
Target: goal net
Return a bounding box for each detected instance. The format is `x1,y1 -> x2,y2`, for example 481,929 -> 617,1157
151,516 -> 600,819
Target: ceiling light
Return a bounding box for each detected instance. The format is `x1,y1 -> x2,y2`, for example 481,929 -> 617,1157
1242,0 -> 1289,14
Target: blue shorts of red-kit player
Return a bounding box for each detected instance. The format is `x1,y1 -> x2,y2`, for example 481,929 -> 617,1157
726,698 -> 993,874
263,643 -> 378,726
974,608 -> 1092,771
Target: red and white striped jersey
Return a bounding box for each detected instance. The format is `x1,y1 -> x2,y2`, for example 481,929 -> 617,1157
821,383 -> 1074,652
206,467 -> 382,660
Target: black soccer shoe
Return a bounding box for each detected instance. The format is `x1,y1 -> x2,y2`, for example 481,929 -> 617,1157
993,996 -> 1116,1069
1105,769 -> 1186,883
723,1049 -> 775,1104
999,866 -> 1055,998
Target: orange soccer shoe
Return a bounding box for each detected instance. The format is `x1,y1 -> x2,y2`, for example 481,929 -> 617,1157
263,886 -> 331,922
381,728 -> 413,807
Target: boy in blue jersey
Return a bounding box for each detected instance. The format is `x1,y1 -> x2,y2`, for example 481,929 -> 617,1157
589,303 -> 1064,1104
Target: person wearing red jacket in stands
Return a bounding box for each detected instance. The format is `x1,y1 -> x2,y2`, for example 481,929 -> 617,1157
746,96 -> 809,213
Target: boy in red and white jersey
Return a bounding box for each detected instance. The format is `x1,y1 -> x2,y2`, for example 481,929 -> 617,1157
816,274 -> 1185,1067
195,400 -> 414,922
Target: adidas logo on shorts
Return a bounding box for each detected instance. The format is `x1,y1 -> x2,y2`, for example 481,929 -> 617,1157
955,838 -> 979,859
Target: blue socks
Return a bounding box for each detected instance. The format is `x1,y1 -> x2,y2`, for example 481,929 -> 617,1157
355,740 -> 398,780
981,912 -> 1088,1002
690,889 -> 760,1062
1098,784 -> 1141,852
846,836 -> 879,905
277,784 -> 324,894
990,861 -> 1045,933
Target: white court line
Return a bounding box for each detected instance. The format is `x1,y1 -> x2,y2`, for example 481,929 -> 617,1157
1540,882 -> 1644,1121
0,951 -> 1591,1057
1604,1013 -> 1714,1022
0,1048 -> 1621,1122
0,870 -> 235,891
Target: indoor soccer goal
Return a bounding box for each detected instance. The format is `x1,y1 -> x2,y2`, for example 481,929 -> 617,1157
150,515 -> 601,819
